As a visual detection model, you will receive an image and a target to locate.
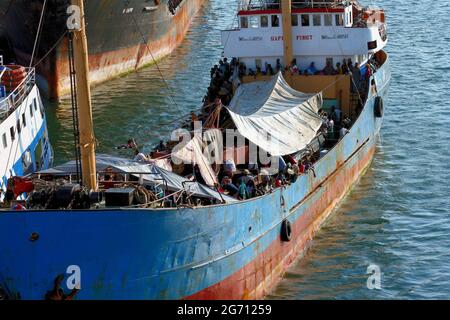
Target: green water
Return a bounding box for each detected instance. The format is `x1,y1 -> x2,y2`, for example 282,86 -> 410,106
46,0 -> 235,164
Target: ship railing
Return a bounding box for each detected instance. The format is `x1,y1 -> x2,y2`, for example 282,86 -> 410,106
238,0 -> 343,11
0,67 -> 36,121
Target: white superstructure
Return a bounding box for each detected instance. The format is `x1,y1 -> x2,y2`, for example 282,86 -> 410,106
0,56 -> 53,194
222,0 -> 387,71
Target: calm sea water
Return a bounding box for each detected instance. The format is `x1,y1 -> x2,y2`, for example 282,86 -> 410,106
46,0 -> 450,299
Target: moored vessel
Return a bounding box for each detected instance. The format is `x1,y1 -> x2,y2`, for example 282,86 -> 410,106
0,56 -> 53,201
0,0 -> 390,300
0,0 -> 206,99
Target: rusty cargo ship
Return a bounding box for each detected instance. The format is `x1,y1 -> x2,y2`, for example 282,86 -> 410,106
0,0 -> 390,300
0,0 -> 205,99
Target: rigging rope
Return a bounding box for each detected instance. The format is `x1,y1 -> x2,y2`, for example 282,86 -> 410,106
33,30 -> 68,68
1,0 -> 48,190
125,0 -> 180,110
29,0 -> 48,68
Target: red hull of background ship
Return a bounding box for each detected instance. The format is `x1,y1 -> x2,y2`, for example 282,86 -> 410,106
0,0 -> 205,99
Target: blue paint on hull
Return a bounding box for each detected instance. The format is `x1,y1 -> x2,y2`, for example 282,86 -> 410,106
2,118 -> 53,191
0,57 -> 391,300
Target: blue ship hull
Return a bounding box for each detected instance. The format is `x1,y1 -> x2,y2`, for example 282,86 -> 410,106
0,57 -> 390,300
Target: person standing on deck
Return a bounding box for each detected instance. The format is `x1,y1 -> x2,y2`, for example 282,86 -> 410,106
342,59 -> 349,74
305,62 -> 317,75
365,63 -> 373,80
336,62 -> 343,74
351,63 -> 362,93
134,150 -> 149,163
322,60 -> 336,75
276,59 -> 282,73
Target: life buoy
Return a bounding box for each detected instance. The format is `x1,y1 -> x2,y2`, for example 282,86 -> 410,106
4,65 -> 26,78
281,219 -> 292,242
1,78 -> 24,87
374,96 -> 384,118
1,65 -> 27,90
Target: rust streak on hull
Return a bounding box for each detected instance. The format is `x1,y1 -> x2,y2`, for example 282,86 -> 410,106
4,0 -> 206,99
55,0 -> 205,98
186,140 -> 377,300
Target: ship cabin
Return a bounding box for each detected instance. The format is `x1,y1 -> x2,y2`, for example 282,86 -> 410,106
0,55 -> 53,187
222,0 -> 387,120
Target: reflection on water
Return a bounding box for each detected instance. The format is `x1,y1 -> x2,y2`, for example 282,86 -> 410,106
269,0 -> 450,299
45,0 -> 450,299
46,0 -> 238,164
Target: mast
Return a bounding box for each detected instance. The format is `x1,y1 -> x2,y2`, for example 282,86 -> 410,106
281,0 -> 294,70
71,0 -> 97,190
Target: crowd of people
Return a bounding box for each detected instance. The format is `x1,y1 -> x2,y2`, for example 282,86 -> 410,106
124,54 -> 382,203
217,154 -> 319,201
318,106 -> 352,145
203,57 -> 239,107
227,55 -> 378,98
289,58 -> 366,78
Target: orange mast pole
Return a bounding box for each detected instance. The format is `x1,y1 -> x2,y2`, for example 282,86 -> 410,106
71,0 -> 97,190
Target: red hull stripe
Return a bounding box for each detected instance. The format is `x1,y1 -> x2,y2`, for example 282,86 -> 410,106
238,8 -> 344,16
185,143 -> 376,300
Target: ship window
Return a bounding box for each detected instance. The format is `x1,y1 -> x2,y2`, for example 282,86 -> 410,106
17,119 -> 21,134
2,133 -> 7,148
10,127 -> 15,141
240,16 -> 248,28
313,15 -> 322,26
122,8 -> 133,14
335,14 -> 344,26
368,40 -> 378,50
22,113 -> 26,128
29,103 -> 33,117
260,15 -> 269,28
324,15 -> 333,26
249,16 -> 259,28
271,15 -> 280,27
301,14 -> 310,26
21,150 -> 33,175
291,14 -> 298,27
33,98 -> 38,111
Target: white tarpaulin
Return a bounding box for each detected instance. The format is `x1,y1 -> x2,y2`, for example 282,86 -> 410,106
226,73 -> 323,156
170,135 -> 219,187
38,154 -> 236,203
